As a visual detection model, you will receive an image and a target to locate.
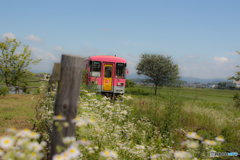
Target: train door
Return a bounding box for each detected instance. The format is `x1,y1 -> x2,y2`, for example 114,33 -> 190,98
103,64 -> 112,91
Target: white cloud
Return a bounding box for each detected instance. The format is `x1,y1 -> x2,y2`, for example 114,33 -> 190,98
43,52 -> 58,61
29,47 -> 43,59
27,47 -> 61,73
25,35 -> 42,43
161,53 -> 168,57
178,56 -> 239,79
187,55 -> 196,58
54,46 -> 63,51
213,56 -> 228,63
2,32 -> 16,39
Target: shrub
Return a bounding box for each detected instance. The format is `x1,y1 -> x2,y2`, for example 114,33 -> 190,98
233,92 -> 240,107
126,79 -> 135,88
0,86 -> 9,96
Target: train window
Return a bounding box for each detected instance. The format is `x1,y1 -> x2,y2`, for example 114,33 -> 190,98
105,66 -> 112,78
89,61 -> 101,77
116,63 -> 125,79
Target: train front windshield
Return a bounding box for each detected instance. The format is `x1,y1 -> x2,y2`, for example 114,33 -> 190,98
90,61 -> 101,77
116,63 -> 126,79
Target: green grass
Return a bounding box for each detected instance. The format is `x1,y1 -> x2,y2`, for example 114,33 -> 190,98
126,85 -> 238,103
0,94 -> 40,136
125,85 -> 240,154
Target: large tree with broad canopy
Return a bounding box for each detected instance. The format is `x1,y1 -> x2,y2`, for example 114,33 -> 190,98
136,53 -> 180,95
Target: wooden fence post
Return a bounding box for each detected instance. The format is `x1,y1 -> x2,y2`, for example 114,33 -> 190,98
50,54 -> 84,159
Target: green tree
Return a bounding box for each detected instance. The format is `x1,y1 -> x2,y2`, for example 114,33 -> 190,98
228,51 -> 240,81
136,53 -> 180,95
0,37 -> 42,87
228,51 -> 240,108
218,82 -> 226,88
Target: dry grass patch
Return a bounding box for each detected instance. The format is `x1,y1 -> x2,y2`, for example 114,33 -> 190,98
0,94 -> 40,136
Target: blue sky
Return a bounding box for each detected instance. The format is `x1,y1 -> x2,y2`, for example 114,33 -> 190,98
1,0 -> 239,79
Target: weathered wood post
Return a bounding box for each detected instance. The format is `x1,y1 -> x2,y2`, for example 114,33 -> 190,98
50,54 -> 84,159
50,63 -> 61,92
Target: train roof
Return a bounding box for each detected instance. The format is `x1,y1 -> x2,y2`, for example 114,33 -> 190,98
85,55 -> 126,63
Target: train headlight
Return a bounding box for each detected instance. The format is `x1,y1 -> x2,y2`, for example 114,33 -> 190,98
117,82 -> 124,86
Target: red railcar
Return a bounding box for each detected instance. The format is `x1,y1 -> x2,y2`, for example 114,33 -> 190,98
83,55 -> 128,100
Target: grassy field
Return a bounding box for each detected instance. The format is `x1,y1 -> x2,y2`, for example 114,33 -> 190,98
126,85 -> 240,154
0,75 -> 42,87
0,84 -> 239,159
0,94 -> 41,136
126,85 -> 238,103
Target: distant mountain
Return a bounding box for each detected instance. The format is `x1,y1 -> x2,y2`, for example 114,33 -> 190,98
180,77 -> 232,84
126,74 -> 232,84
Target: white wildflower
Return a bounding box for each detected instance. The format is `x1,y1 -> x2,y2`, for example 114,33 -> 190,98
174,151 -> 191,159
186,132 -> 197,139
0,136 -> 14,150
53,115 -> 66,120
150,154 -> 161,159
202,139 -> 217,146
17,138 -> 29,146
215,136 -> 225,142
66,145 -> 81,159
86,118 -> 96,125
100,150 -> 118,159
40,141 -> 47,147
53,154 -> 64,160
27,142 -> 43,152
187,141 -> 199,149
89,150 -> 95,153
78,139 -> 91,146
62,137 -> 76,144
28,131 -> 40,139
6,128 -> 17,133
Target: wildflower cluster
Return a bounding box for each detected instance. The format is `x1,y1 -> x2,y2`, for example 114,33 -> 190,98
7,84 -> 226,160
0,128 -> 46,160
